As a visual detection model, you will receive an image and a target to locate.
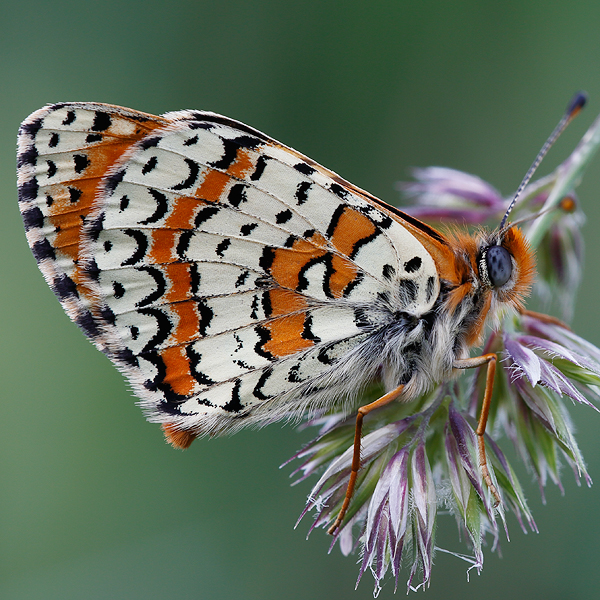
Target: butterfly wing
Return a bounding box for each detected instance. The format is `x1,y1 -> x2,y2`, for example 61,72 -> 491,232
18,103 -> 441,445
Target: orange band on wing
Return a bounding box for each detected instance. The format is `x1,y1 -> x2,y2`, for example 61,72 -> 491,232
262,313 -> 315,357
194,169 -> 230,202
159,345 -> 196,396
329,207 -> 377,256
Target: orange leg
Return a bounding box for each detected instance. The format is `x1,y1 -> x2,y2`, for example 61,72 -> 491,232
327,384 -> 405,535
453,353 -> 500,505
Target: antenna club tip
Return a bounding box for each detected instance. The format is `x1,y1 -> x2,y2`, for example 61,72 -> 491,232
567,91 -> 588,117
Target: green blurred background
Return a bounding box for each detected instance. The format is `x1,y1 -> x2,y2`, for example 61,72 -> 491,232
1,1 -> 600,598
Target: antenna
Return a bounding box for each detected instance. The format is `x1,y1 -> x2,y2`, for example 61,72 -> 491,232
498,91 -> 587,231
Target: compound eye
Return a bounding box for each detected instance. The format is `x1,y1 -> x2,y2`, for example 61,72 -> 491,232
485,245 -> 512,288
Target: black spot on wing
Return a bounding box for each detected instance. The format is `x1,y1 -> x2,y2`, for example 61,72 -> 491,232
228,183 -> 248,207
139,309 -> 175,362
294,162 -> 316,176
86,133 -> 102,143
240,222 -> 258,236
250,155 -> 268,181
62,111 -> 76,126
215,238 -> 231,257
330,183 -> 349,199
297,254 -> 336,299
275,209 -> 292,224
48,133 -> 59,147
253,367 -> 273,401
91,111 -> 111,132
17,145 -> 38,169
295,181 -> 311,205
259,247 -> 275,272
404,257 -> 422,273
22,206 -> 44,231
112,281 -> 125,299
140,136 -> 160,150
210,136 -> 261,170
326,205 -> 346,239
142,156 -> 158,175
302,314 -> 322,343
46,160 -> 57,178
31,239 -> 56,261
223,380 -> 244,413
18,178 -> 39,203
68,187 -> 82,203
382,264 -> 395,280
186,345 -> 217,386
254,326 -> 274,361
176,230 -> 194,258
196,299 -> 215,336
73,154 -> 90,174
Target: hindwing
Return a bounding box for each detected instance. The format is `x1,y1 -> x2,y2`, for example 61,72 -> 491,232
17,103 -> 441,443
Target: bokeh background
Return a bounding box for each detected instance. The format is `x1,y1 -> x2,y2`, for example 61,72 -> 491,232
1,1 -> 600,598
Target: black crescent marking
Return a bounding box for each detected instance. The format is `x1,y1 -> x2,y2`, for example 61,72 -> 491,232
46,160 -> 57,178
138,307 -> 173,353
253,367 -> 273,401
349,228 -> 381,260
196,299 -> 215,337
140,189 -> 169,224
343,270 -> 364,297
176,230 -> 195,258
186,345 -> 216,386
254,326 -> 274,360
136,266 -> 167,307
171,157 -> 200,190
297,254 -> 336,299
62,110 -> 76,126
194,205 -> 220,227
121,229 -> 149,266
325,204 -> 346,239
302,314 -> 321,343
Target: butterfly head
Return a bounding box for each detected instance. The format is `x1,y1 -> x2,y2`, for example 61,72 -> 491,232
476,225 -> 535,312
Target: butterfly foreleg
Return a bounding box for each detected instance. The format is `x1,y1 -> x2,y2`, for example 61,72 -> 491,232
453,353 -> 501,506
328,384 -> 405,535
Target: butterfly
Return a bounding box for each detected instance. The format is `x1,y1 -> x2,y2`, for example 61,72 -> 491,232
16,97 -> 584,532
